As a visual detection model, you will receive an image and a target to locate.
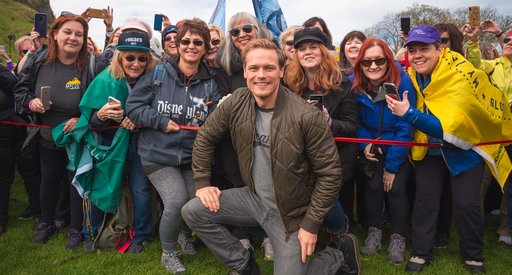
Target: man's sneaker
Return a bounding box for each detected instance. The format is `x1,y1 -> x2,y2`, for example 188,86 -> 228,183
361,227 -> 382,255
19,207 -> 33,220
261,237 -> 274,261
464,260 -> 484,273
161,252 -> 186,274
239,238 -> 254,252
405,256 -> 430,272
178,232 -> 197,255
126,242 -> 145,253
33,222 -> 56,244
228,256 -> 260,275
329,233 -> 360,275
498,236 -> 512,245
66,229 -> 82,249
387,233 -> 406,263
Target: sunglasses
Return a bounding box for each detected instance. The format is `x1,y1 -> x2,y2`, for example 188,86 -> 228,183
210,39 -> 221,46
229,24 -> 256,37
164,36 -> 175,42
180,39 -> 205,47
21,49 -> 29,54
360,57 -> 387,67
124,55 -> 148,63
504,37 -> 512,44
441,37 -> 450,44
285,40 -> 294,46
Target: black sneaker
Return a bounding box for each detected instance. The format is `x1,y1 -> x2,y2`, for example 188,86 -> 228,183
228,256 -> 260,275
126,242 -> 145,253
19,207 -> 33,220
464,260 -> 484,273
405,256 -> 430,272
67,229 -> 82,249
33,222 -> 56,243
330,233 -> 360,275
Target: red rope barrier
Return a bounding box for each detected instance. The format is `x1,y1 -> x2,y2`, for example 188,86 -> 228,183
1,120 -> 510,147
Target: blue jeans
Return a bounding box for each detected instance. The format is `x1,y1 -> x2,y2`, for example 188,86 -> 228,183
127,139 -> 153,244
182,187 -> 345,274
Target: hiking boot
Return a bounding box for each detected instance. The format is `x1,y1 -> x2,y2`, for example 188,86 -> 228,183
228,256 -> 260,275
239,238 -> 254,252
387,233 -> 406,263
329,233 -> 360,275
126,242 -> 144,253
361,227 -> 381,255
405,256 -> 430,272
161,252 -> 186,274
464,260 -> 484,273
498,236 -> 512,246
178,232 -> 197,255
33,222 -> 56,243
19,206 -> 33,220
66,229 -> 82,249
84,237 -> 95,252
261,237 -> 274,261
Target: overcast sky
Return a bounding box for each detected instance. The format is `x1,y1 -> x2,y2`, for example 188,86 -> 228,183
49,0 -> 511,47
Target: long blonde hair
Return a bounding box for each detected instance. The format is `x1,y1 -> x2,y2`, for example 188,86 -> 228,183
284,42 -> 342,96
108,50 -> 155,80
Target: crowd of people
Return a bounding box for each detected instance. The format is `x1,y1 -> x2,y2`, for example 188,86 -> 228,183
1,6 -> 512,275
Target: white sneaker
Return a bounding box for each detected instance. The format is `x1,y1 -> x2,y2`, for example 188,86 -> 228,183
498,236 -> 512,245
240,238 -> 254,252
261,237 -> 274,261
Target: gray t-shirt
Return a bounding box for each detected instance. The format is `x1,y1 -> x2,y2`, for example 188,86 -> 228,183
252,107 -> 277,210
35,60 -> 81,146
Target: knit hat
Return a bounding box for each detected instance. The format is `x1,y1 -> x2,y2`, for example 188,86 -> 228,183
161,25 -> 178,47
117,31 -> 150,51
121,17 -> 153,39
293,27 -> 328,48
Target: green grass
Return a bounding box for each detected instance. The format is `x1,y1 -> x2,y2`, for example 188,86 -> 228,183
1,175 -> 511,274
0,0 -> 38,63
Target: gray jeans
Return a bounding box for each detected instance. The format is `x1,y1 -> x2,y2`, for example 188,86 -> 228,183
147,166 -> 195,253
182,186 -> 344,274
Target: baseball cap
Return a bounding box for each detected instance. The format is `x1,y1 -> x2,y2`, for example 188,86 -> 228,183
121,17 -> 153,39
404,25 -> 442,47
293,27 -> 328,48
117,31 -> 150,51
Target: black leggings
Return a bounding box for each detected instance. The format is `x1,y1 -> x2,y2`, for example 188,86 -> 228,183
364,157 -> 410,236
39,144 -> 82,230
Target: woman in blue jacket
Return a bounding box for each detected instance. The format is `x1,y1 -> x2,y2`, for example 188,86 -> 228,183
352,38 -> 415,263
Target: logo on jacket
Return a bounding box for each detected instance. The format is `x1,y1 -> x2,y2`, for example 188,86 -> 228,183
65,77 -> 81,90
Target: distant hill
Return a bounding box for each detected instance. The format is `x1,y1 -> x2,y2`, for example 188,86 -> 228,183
0,0 -> 53,62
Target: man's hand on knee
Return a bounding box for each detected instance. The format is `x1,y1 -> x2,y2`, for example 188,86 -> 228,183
298,228 -> 317,263
196,186 -> 221,212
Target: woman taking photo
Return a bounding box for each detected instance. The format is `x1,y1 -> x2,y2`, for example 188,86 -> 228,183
284,27 -> 359,241
126,19 -> 219,274
351,38 -> 415,263
73,30 -> 155,253
14,14 -> 93,248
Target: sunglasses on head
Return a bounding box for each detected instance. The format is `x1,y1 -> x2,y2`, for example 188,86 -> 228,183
504,37 -> 512,44
229,24 -> 256,37
124,55 -> 148,63
285,40 -> 294,46
180,39 -> 205,47
210,39 -> 221,46
441,37 -> 450,44
360,57 -> 387,67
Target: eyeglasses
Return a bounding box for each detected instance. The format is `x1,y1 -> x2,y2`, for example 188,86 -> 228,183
210,39 -> 221,46
441,37 -> 450,44
229,24 -> 256,37
164,36 -> 175,42
285,40 -> 294,46
360,57 -> 387,67
179,39 -> 205,47
504,37 -> 512,44
124,55 -> 148,63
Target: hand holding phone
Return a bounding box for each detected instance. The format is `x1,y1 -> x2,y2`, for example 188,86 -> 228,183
34,12 -> 48,38
108,96 -> 121,110
40,86 -> 51,110
468,6 -> 480,28
88,8 -> 106,19
400,17 -> 411,36
154,14 -> 163,31
383,83 -> 400,101
309,94 -> 323,110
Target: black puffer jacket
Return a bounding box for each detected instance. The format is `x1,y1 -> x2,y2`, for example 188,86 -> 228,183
0,64 -> 18,121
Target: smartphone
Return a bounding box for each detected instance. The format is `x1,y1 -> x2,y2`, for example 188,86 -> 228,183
400,17 -> 411,36
88,8 -> 106,19
309,94 -> 323,110
154,14 -> 163,31
108,96 -> 121,110
469,6 -> 480,27
34,12 -> 48,38
40,86 -> 51,110
383,82 -> 400,101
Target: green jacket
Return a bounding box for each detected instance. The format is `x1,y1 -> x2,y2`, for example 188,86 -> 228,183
53,69 -> 130,213
466,40 -> 512,103
192,86 -> 342,234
